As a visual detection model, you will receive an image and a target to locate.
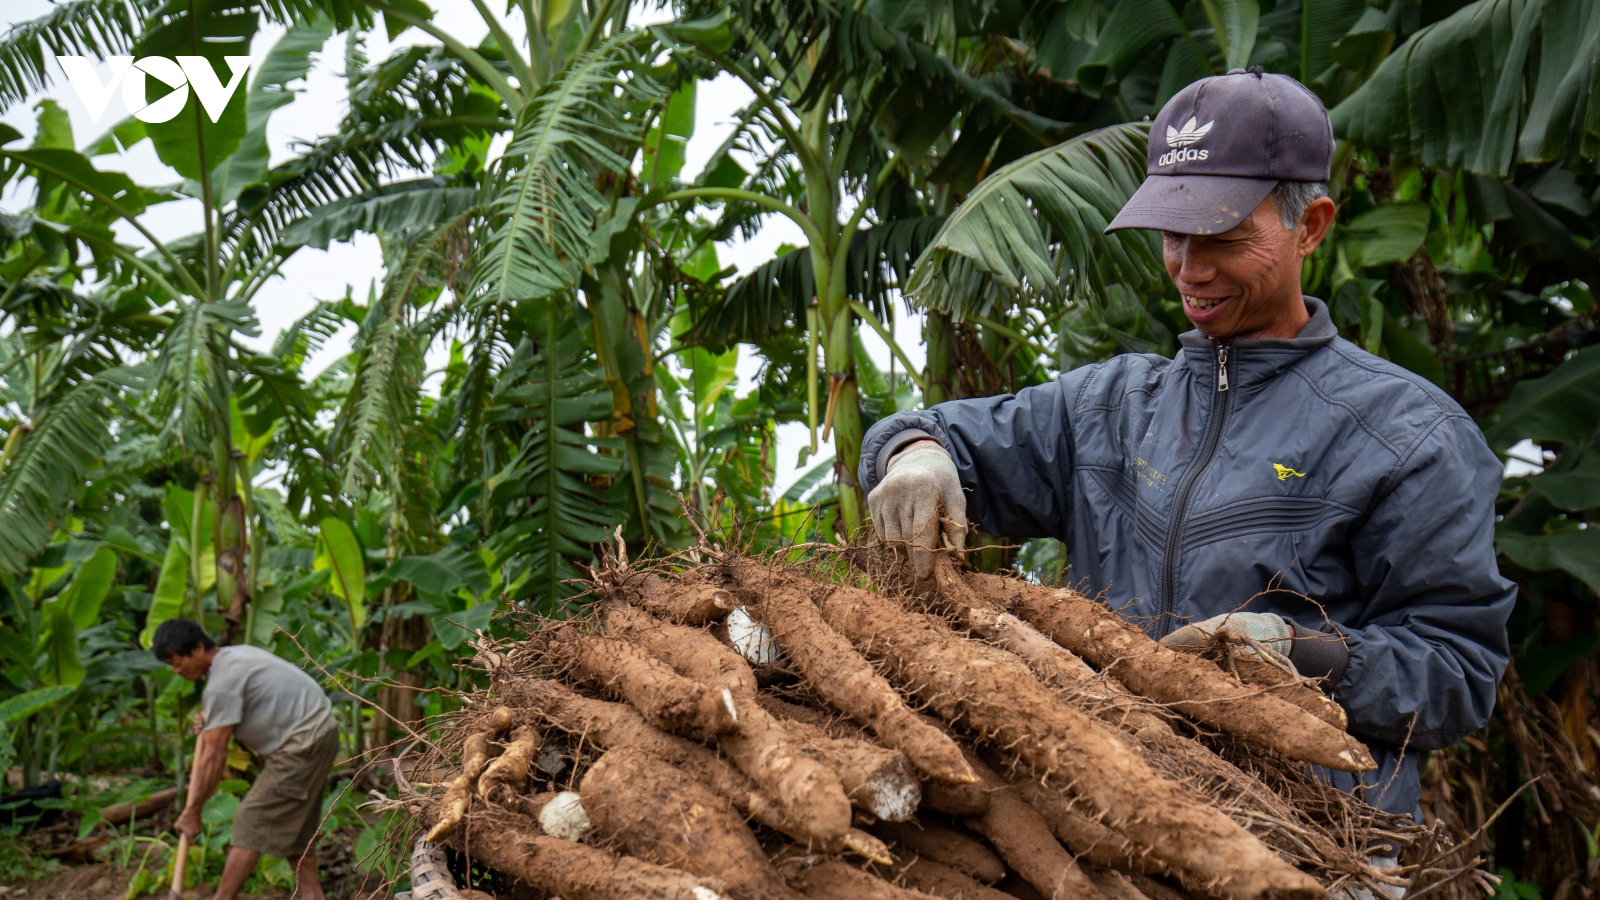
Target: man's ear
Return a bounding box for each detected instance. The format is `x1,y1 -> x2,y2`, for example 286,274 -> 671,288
1297,196 -> 1337,256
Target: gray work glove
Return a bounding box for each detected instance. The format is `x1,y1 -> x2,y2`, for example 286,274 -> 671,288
867,441 -> 967,579
1161,611 -> 1294,657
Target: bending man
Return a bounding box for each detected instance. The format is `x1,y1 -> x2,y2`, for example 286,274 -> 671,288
155,618 -> 339,900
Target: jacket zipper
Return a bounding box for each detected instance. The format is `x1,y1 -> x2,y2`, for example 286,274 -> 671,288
1155,341 -> 1233,639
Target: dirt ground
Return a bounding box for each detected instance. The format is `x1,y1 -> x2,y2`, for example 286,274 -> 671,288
12,864 -> 290,900
12,853 -> 394,900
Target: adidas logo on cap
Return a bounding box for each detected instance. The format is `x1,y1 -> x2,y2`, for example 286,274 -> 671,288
1157,117 -> 1214,166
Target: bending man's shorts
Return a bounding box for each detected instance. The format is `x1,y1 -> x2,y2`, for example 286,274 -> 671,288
232,720 -> 340,860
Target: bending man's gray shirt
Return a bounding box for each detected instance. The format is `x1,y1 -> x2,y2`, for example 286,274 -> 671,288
859,298 -> 1515,816
202,645 -> 333,758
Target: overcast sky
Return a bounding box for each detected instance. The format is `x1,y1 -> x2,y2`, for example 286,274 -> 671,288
0,1 -> 927,493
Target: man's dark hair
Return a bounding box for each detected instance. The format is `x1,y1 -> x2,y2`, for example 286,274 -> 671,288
151,618 -> 215,662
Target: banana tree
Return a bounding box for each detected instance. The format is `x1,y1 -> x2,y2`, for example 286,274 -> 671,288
652,1 -> 1089,532
0,5 -> 352,646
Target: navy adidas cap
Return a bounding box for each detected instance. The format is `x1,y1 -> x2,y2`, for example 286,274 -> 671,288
1106,68 -> 1335,236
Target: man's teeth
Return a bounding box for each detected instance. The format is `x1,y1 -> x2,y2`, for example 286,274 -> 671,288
1185,295 -> 1224,309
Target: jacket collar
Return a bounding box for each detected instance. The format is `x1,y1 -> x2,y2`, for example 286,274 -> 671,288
1177,297 -> 1337,388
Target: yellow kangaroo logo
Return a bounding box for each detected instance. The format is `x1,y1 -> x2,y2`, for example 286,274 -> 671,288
1273,463 -> 1307,482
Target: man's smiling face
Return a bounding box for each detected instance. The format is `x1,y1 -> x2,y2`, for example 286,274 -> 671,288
1162,192 -> 1335,341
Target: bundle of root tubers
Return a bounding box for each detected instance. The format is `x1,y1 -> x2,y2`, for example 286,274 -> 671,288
404,548 -> 1463,900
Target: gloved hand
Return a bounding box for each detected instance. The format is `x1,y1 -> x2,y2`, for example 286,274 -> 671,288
867,441 -> 967,579
1161,611 -> 1294,657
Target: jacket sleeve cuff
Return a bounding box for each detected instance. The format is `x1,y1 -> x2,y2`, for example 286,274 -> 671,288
859,418 -> 938,494
1288,623 -> 1351,686
878,428 -> 934,475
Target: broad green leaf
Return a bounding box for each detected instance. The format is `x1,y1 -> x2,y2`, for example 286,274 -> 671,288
1498,528 -> 1600,597
134,0 -> 257,181
650,11 -> 734,53
48,546 -> 117,630
140,538 -> 190,649
354,824 -> 384,872
0,369 -> 126,575
1381,313 -> 1446,387
1331,0 -> 1600,176
642,81 -> 696,184
84,117 -> 147,157
470,34 -> 668,309
1486,346 -> 1600,450
1077,0 -> 1192,99
38,608 -> 86,687
1529,453 -> 1600,511
104,525 -> 159,562
163,484 -> 214,546
2,149 -> 151,216
216,16 -> 335,205
905,123 -> 1162,320
280,179 -> 478,249
1360,292 -> 1384,355
1200,0 -> 1259,71
31,99 -> 74,150
0,123 -> 21,146
380,0 -> 434,41
1519,628 -> 1600,695
0,685 -> 76,723
383,546 -> 491,607
1328,6 -> 1396,74
689,346 -> 738,421
1299,0 -> 1367,85
315,518 -> 366,631
431,599 -> 497,650
1340,203 -> 1431,270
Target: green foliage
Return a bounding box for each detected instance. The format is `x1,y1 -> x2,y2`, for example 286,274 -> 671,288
906,123 -> 1163,319
1332,0 -> 1600,176
314,518 -> 366,632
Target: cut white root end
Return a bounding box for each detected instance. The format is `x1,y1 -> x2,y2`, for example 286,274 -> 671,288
721,688 -> 739,723
538,791 -> 593,842
727,607 -> 781,665
692,888 -> 723,900
857,761 -> 922,822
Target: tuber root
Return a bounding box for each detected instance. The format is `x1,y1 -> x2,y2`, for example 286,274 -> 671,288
425,706 -> 515,841
478,724 -> 542,800
618,571 -> 739,625
777,856 -> 940,900
604,604 -> 854,844
868,819 -> 1006,885
446,807 -> 725,900
496,677 -> 889,861
725,559 -> 977,786
816,578 -> 1326,900
582,745 -> 800,900
958,750 -> 1103,900
561,632 -> 739,738
967,571 -> 1373,773
889,858 -> 1015,900
764,711 -> 923,822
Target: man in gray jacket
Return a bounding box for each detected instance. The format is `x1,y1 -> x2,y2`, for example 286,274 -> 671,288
860,69 -> 1514,816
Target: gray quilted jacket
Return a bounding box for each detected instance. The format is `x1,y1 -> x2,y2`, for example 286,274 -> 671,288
859,299 -> 1515,814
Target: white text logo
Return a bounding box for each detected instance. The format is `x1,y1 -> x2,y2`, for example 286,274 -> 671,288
56,56 -> 251,124
1158,116 -> 1214,166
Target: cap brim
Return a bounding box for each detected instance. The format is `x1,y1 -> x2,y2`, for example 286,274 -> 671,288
1105,174 -> 1277,235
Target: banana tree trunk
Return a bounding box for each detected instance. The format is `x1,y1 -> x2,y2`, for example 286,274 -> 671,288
923,311 -> 954,407
823,299 -> 864,533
